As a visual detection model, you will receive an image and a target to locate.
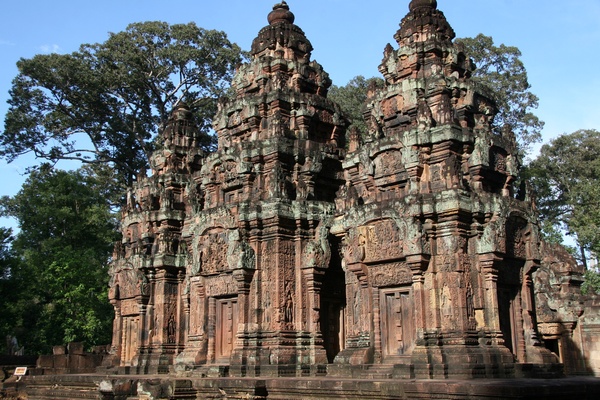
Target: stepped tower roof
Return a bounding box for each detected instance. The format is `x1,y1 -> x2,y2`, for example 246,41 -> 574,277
214,2 -> 347,149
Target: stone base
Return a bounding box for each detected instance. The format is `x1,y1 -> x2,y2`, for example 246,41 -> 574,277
173,342 -> 207,372
21,373 -> 600,400
226,334 -> 329,377
125,350 -> 176,374
410,344 -> 537,379
332,346 -> 374,365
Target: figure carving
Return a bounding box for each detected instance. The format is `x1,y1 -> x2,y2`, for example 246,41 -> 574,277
417,98 -> 434,131
227,230 -> 256,270
284,281 -> 294,325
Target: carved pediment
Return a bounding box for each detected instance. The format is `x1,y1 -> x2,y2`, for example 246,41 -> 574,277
347,219 -> 405,265
198,229 -> 229,275
370,262 -> 412,287
373,149 -> 406,179
109,267 -> 148,301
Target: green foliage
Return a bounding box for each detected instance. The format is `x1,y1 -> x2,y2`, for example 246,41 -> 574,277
0,227 -> 13,280
0,228 -> 18,354
539,219 -> 566,247
456,34 -> 544,156
328,76 -> 384,137
1,21 -> 244,187
581,269 -> 600,296
526,129 -> 600,267
0,167 -> 118,354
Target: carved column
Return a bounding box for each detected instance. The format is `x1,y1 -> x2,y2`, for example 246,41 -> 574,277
207,296 -> 216,363
407,255 -> 428,342
302,266 -> 326,335
111,302 -> 122,360
177,270 -> 186,351
152,269 -> 166,346
300,261 -> 328,365
372,286 -> 382,362
146,269 -> 156,348
138,303 -> 148,353
182,281 -> 190,346
479,253 -> 502,344
233,268 -> 255,327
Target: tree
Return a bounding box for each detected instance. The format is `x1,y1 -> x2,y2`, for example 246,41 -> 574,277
328,76 -> 384,135
0,167 -> 118,353
0,227 -> 24,354
0,227 -> 19,354
456,34 -> 544,156
581,269 -> 600,296
1,22 -> 244,188
525,129 -> 600,269
0,227 -> 13,280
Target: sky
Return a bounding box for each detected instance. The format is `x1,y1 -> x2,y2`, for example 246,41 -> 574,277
1,0 -> 599,230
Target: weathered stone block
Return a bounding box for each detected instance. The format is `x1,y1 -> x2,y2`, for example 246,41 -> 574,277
67,342 -> 84,355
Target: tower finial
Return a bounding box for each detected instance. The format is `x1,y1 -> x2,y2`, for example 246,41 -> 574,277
409,0 -> 437,12
268,1 -> 295,25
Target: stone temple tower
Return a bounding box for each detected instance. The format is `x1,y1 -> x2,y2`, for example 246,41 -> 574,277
107,101 -> 207,372
176,0 -> 348,374
106,1 -> 586,380
330,0 -> 557,378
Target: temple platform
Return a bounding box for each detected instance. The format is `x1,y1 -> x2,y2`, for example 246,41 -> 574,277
18,373 -> 600,400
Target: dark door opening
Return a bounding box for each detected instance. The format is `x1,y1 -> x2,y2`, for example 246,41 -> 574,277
498,285 -> 519,356
320,236 -> 346,363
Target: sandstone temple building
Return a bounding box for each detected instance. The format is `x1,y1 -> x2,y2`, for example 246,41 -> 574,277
104,0 -> 599,383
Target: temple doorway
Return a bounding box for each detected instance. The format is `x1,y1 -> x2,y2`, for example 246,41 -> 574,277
498,285 -> 519,356
380,288 -> 415,357
121,316 -> 139,366
320,237 -> 346,363
497,259 -> 523,359
498,287 -> 518,356
321,298 -> 344,362
215,297 -> 238,362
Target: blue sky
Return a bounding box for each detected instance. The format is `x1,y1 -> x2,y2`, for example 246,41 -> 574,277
1,0 -> 599,229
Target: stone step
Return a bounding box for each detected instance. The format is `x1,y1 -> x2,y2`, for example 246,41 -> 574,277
27,385 -> 101,400
23,375 -> 103,400
365,364 -> 395,379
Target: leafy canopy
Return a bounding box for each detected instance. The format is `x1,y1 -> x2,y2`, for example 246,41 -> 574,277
0,227 -> 13,280
525,129 -> 600,267
0,166 -> 118,353
1,21 -> 244,187
582,269 -> 600,296
328,76 -> 384,136
456,34 -> 544,156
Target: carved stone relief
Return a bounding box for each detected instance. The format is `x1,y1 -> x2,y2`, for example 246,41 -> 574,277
204,275 -> 239,298
373,149 -> 405,179
370,262 -> 412,288
199,229 -> 228,275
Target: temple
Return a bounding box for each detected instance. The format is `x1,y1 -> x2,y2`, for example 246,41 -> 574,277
104,0 -> 599,382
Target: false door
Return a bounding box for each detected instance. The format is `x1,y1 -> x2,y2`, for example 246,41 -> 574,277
215,297 -> 238,361
380,289 -> 415,357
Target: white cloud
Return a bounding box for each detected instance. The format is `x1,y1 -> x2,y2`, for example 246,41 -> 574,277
0,39 -> 15,46
40,44 -> 61,54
